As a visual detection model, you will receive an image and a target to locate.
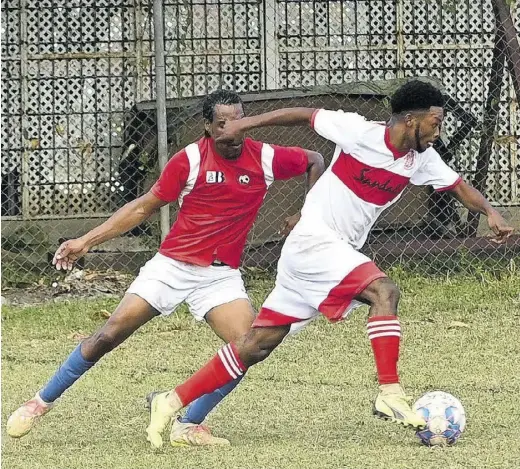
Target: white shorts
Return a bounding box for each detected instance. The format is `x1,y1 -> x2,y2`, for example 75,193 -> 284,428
127,253 -> 249,320
253,228 -> 386,332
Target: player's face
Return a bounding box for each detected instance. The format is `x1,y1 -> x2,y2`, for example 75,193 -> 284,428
206,103 -> 245,160
408,106 -> 444,153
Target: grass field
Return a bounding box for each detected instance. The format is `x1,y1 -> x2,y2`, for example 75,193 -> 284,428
2,269 -> 520,469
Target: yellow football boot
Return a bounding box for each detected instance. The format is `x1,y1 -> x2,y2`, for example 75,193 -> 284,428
373,383 -> 426,429
146,391 -> 182,449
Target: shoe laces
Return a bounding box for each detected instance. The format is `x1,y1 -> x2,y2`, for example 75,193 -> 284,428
185,424 -> 214,444
188,424 -> 211,436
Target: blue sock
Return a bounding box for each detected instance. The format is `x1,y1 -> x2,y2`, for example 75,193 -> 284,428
39,345 -> 96,403
181,375 -> 243,425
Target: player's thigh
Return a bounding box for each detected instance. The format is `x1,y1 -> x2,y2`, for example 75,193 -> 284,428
126,253 -> 196,316
205,298 -> 256,343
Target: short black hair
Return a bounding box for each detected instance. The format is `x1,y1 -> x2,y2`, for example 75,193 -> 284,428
202,89 -> 243,122
390,80 -> 444,115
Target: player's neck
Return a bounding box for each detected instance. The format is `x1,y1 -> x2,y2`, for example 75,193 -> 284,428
208,137 -> 241,161
385,122 -> 413,155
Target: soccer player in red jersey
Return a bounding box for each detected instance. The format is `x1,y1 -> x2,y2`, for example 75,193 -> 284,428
6,90 -> 325,446
145,80 -> 514,446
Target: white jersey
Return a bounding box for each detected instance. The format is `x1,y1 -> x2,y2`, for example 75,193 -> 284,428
294,109 -> 462,249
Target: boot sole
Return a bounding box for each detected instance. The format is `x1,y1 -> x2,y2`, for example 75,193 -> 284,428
373,408 -> 426,430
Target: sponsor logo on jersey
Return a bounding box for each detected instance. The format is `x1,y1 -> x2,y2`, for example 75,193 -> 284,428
238,174 -> 250,185
206,171 -> 225,183
354,168 -> 407,195
403,151 -> 415,170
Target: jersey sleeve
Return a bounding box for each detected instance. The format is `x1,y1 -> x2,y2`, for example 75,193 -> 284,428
410,149 -> 462,191
271,145 -> 308,180
311,109 -> 366,152
150,149 -> 190,202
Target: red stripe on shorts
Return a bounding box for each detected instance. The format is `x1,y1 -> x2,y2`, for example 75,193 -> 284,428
252,307 -> 304,327
318,262 -> 387,322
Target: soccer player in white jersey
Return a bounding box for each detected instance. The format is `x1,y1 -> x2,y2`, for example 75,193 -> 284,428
6,90 -> 325,446
146,80 -> 514,445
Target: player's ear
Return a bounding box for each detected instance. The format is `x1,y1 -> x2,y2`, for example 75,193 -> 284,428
204,119 -> 212,135
404,112 -> 415,128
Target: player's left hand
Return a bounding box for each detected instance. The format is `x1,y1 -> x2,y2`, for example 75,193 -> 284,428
279,212 -> 301,237
487,210 -> 514,244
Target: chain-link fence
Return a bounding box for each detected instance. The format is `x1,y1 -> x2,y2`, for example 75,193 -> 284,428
2,0 -> 519,284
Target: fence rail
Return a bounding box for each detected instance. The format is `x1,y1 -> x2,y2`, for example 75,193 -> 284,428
2,0 -> 519,280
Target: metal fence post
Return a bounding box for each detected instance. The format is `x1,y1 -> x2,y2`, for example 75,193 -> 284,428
153,0 -> 170,240
263,0 -> 279,90
19,0 -> 29,220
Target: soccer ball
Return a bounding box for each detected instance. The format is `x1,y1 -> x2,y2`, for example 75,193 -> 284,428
412,391 -> 466,446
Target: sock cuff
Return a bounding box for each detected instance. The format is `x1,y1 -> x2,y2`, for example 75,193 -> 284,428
367,316 -> 401,339
367,315 -> 399,323
228,343 -> 246,372
217,343 -> 246,380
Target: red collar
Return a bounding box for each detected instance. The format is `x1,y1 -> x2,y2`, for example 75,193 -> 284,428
384,127 -> 409,159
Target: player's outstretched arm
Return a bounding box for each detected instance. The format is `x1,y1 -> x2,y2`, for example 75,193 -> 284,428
279,149 -> 325,236
53,191 -> 167,270
217,108 -> 317,144
449,180 -> 514,244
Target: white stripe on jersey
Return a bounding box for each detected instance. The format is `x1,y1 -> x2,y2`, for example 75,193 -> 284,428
178,143 -> 201,207
261,143 -> 275,188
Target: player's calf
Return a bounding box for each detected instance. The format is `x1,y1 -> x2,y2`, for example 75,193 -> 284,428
358,278 -> 402,385
357,278 -> 425,429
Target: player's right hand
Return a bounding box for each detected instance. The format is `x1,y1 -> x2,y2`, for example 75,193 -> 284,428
52,238 -> 89,271
215,119 -> 246,144
279,212 -> 301,237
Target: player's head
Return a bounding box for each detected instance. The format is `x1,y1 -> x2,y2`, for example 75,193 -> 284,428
202,89 -> 245,160
390,80 -> 445,153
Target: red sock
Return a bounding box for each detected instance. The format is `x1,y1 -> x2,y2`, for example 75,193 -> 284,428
175,343 -> 247,406
367,315 -> 401,385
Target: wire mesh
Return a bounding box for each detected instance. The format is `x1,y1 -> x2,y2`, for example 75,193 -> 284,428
1,0 -> 519,283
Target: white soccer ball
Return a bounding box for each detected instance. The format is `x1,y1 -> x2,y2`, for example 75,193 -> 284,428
413,391 -> 466,446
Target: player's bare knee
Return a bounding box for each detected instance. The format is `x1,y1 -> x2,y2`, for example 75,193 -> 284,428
237,327 -> 284,367
243,343 -> 274,366
367,278 -> 400,312
379,279 -> 400,311
237,337 -> 270,367
226,322 -> 254,343
83,327 -> 121,359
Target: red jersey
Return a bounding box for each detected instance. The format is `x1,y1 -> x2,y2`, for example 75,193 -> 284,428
151,137 -> 308,268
